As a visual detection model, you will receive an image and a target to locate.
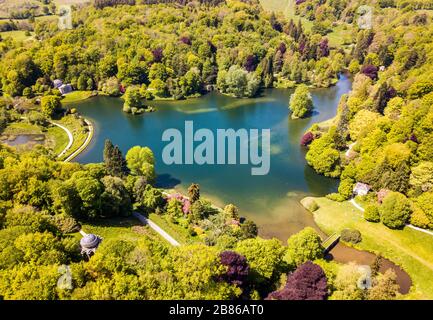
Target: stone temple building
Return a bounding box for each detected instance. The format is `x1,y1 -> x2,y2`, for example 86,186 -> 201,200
80,233 -> 103,258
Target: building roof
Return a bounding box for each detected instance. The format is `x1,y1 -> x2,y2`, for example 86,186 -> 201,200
80,234 -> 101,249
353,182 -> 371,193
53,79 -> 63,88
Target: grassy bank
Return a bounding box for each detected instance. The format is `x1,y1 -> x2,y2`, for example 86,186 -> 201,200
301,196 -> 433,299
62,91 -> 94,104
57,115 -> 88,160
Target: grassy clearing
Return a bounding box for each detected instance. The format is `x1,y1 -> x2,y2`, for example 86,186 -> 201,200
78,216 -> 167,245
45,125 -> 69,155
61,91 -> 94,104
0,30 -> 34,41
149,213 -> 202,245
259,0 -> 353,47
57,114 -> 88,159
301,196 -> 433,299
2,122 -> 42,135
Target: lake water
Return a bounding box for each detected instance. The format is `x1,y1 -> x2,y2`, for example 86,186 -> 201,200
73,75 -> 351,239
70,74 -> 411,292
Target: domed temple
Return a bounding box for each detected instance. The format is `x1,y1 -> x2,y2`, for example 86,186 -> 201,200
80,233 -> 103,258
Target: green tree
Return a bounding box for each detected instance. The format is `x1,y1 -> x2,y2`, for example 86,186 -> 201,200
141,185 -> 164,213
285,227 -> 323,268
364,204 -> 380,222
289,84 -> 314,119
41,95 -> 61,118
188,183 -> 200,204
103,140 -> 128,178
306,130 -> 341,178
100,176 -> 132,217
166,198 -> 184,221
217,65 -> 260,98
14,232 -> 67,265
368,269 -> 400,300
235,238 -> 286,287
125,146 -> 155,182
122,86 -> 143,113
330,263 -> 364,300
409,162 -> 433,194
0,263 -> 59,300
167,244 -> 240,299
379,192 -> 412,229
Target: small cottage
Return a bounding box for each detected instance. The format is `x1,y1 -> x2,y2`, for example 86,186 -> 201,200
353,182 -> 371,196
59,84 -> 73,95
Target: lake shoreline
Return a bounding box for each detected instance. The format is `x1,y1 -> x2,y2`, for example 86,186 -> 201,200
301,196 -> 433,299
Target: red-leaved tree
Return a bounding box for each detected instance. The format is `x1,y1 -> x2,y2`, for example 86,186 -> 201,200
266,261 -> 328,300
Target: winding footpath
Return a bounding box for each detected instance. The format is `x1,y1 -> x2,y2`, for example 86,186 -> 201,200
64,119 -> 94,162
51,118 -> 94,162
350,198 -> 433,237
50,121 -> 74,159
132,212 -> 180,246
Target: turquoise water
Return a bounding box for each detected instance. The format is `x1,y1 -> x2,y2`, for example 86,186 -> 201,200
71,74 -> 352,240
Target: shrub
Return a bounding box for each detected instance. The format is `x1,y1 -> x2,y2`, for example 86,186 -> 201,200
302,198 -> 319,211
364,204 -> 380,222
340,229 -> 362,244
301,132 -> 314,146
5,206 -> 54,233
51,214 -> 80,234
326,193 -> 346,202
379,192 -> 412,229
285,227 -> 323,268
410,206 -> 431,229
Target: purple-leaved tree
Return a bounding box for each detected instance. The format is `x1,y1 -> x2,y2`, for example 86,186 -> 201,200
266,261 -> 328,300
218,251 -> 250,288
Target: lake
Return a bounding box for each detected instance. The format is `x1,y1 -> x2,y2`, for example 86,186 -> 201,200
70,74 -> 412,293
72,75 -> 352,239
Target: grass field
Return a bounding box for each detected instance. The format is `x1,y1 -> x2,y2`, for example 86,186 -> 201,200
45,125 -> 69,155
77,216 -> 168,245
259,0 -> 354,47
61,91 -> 94,104
0,30 -> 34,41
301,196 -> 433,299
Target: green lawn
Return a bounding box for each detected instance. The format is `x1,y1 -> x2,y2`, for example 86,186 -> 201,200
0,30 -> 34,41
259,0 -> 353,47
301,196 -> 433,299
149,213 -> 202,245
57,114 -> 88,160
78,216 -> 167,245
2,122 -> 42,135
61,91 -> 94,104
45,125 -> 69,155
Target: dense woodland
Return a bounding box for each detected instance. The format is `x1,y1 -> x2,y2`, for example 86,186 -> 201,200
302,0 -> 433,233
0,143 -> 400,299
0,0 -> 432,300
0,0 -> 345,101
